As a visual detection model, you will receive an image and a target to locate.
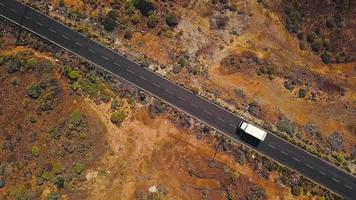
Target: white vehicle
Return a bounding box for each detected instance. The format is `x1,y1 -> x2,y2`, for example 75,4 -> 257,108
239,122 -> 267,141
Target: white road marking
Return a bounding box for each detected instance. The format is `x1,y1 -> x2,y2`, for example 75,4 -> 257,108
75,42 -> 82,47
345,185 -> 352,190
204,111 -> 212,115
62,34 -> 69,40
153,83 -> 160,88
319,171 -> 326,175
191,103 -> 198,108
35,21 -> 43,26
10,8 -> 17,13
293,157 -> 301,162
217,117 -> 224,122
178,96 -> 185,101
331,178 -> 340,183
101,56 -> 109,61
280,151 -> 288,156
49,28 -> 56,33
305,163 -> 314,169
139,75 -> 147,80
24,16 -> 31,20
113,62 -> 120,67
268,144 -> 276,149
166,89 -> 174,95
88,49 -> 95,53
126,69 -> 134,74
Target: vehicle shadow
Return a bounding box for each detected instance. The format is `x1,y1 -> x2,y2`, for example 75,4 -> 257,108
235,128 -> 261,147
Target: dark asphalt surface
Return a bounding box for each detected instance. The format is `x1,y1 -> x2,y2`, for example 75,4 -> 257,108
1,0 -> 355,199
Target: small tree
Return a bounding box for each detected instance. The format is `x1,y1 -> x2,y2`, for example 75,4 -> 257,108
165,12 -> 180,27
133,0 -> 155,16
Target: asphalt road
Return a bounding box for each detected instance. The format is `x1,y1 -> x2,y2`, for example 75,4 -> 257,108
1,0 -> 355,199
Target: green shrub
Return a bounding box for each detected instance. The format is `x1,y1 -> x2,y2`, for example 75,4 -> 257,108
103,10 -> 117,31
53,162 -> 62,174
335,154 -> 345,164
27,85 -> 41,99
73,162 -> 85,174
41,171 -> 52,181
165,12 -> 180,27
31,145 -> 40,157
67,70 -> 80,80
26,58 -> 37,70
147,13 -> 159,28
70,81 -> 80,91
69,110 -> 82,126
110,110 -> 126,124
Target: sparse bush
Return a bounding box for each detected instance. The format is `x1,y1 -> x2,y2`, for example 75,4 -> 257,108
69,110 -> 82,126
291,185 -> 303,196
25,58 -> 37,70
103,10 -> 117,31
311,38 -> 323,52
111,110 -> 126,124
298,88 -> 307,98
41,171 -> 52,181
27,85 -> 41,99
0,179 -> 5,188
321,52 -> 331,64
100,90 -> 112,103
31,145 -> 40,156
147,13 -> 159,28
276,117 -> 295,135
124,30 -> 133,40
335,153 -> 345,164
73,162 -> 84,174
192,87 -> 199,94
111,99 -> 122,111
299,41 -> 307,50
307,32 -> 318,43
55,177 -> 65,189
53,162 -> 62,174
178,57 -> 188,68
131,14 -> 141,25
163,30 -> 175,38
47,192 -> 58,200
165,12 -> 180,27
172,64 -> 183,74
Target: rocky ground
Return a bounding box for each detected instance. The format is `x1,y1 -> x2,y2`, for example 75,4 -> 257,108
0,17 -> 341,200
